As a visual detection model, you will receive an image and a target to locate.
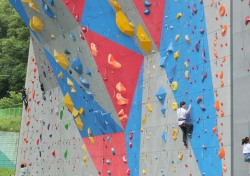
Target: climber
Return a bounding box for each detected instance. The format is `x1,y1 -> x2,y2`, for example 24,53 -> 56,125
20,163 -> 26,176
21,88 -> 28,110
177,101 -> 193,147
242,137 -> 250,174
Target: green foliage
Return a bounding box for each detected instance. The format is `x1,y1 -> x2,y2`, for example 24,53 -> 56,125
0,117 -> 21,132
0,0 -> 29,98
0,91 -> 22,109
0,168 -> 15,176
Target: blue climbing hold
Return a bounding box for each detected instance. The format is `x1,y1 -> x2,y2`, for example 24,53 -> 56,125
162,131 -> 167,143
155,86 -> 166,105
48,0 -> 54,6
41,0 -> 55,18
166,42 -> 173,54
159,56 -> 167,67
144,0 -> 151,7
144,8 -> 150,15
86,68 -> 92,76
160,106 -> 166,116
79,77 -> 89,88
72,57 -> 83,74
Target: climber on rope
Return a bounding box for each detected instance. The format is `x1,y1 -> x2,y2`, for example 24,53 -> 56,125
21,88 -> 28,110
177,101 -> 193,147
242,137 -> 250,174
20,163 -> 26,176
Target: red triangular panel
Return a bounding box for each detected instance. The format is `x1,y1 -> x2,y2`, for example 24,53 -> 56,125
83,133 -> 127,175
132,0 -> 166,49
84,30 -> 144,129
62,0 -> 85,23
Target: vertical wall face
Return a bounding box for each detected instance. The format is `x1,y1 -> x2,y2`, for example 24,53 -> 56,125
11,0 -> 231,175
233,0 -> 250,175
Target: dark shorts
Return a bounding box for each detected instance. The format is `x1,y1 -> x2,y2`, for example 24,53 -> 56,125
244,153 -> 250,162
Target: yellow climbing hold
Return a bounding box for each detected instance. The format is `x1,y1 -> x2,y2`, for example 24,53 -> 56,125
142,117 -> 147,124
173,165 -> 177,172
176,13 -> 182,19
174,51 -> 179,60
109,0 -> 121,11
175,35 -> 180,42
30,16 -> 44,32
178,151 -> 183,160
54,50 -> 69,70
172,129 -> 178,140
64,93 -> 74,111
171,81 -> 178,91
88,128 -> 92,137
142,169 -> 147,175
75,116 -> 83,130
72,108 -> 79,118
58,71 -> 63,79
82,144 -> 87,152
185,71 -> 189,79
185,35 -> 190,42
137,24 -> 151,53
71,88 -> 76,93
67,78 -> 74,88
83,156 -> 87,163
79,107 -> 85,115
85,162 -> 89,167
89,137 -> 94,144
22,0 -> 33,2
147,103 -> 153,112
172,102 -> 178,110
184,61 -> 188,68
29,3 -> 39,12
116,11 -> 134,36
51,34 -> 56,39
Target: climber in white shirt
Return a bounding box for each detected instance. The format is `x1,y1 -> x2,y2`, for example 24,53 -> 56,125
242,137 -> 250,174
177,101 -> 193,147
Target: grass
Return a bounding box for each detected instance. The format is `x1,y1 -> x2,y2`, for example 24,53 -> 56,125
0,168 -> 15,176
0,117 -> 21,132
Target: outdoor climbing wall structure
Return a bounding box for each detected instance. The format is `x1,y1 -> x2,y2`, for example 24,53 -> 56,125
11,0 -> 234,175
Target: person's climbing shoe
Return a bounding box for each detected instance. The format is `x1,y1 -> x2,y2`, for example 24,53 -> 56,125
187,133 -> 192,136
184,142 -> 188,147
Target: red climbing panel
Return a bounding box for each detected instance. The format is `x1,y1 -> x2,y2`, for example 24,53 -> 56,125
84,30 -> 144,129
83,132 -> 127,175
62,0 -> 85,23
132,0 -> 166,48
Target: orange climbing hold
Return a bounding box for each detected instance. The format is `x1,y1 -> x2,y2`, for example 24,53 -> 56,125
221,25 -> 227,36
118,109 -> 128,121
108,54 -> 121,69
220,110 -> 225,117
90,43 -> 98,56
116,82 -> 126,94
223,164 -> 227,172
116,93 -> 128,106
218,147 -> 225,159
214,101 -> 220,111
219,5 -> 226,16
32,90 -> 35,99
212,126 -> 217,133
219,71 -> 224,79
220,81 -> 224,88
222,56 -> 227,62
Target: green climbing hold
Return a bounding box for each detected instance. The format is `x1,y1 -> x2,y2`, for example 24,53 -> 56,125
65,123 -> 69,129
64,150 -> 68,159
60,110 -> 63,120
69,32 -> 76,41
64,49 -> 71,55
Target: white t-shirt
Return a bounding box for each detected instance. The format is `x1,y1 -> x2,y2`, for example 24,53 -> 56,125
177,107 -> 186,125
243,143 -> 250,154
20,168 -> 26,176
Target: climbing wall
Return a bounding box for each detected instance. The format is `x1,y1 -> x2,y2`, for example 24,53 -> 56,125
232,0 -> 250,175
11,0 -> 231,175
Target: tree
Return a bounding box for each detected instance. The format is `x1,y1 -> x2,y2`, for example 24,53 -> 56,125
0,0 -> 29,98
0,91 -> 22,109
